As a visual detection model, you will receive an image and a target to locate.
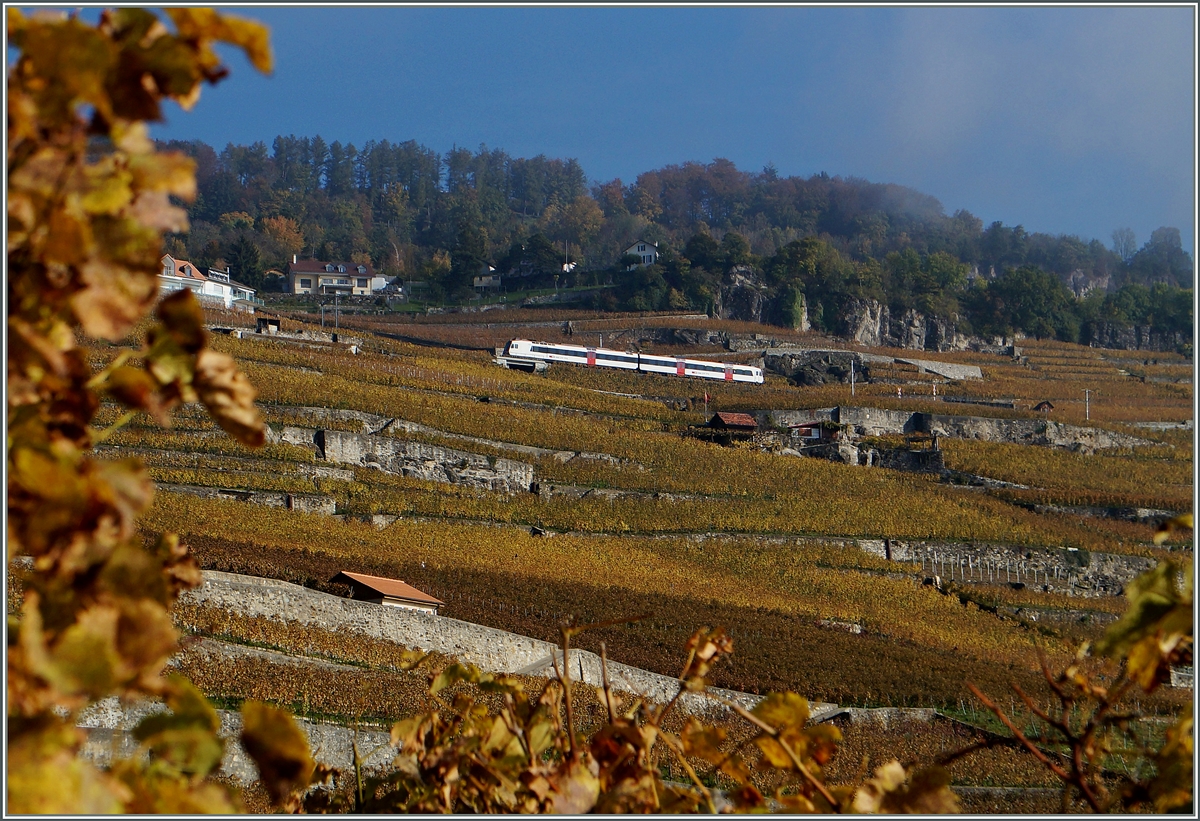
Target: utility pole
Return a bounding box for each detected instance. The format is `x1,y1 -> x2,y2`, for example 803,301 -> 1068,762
850,359 -> 855,397
334,293 -> 340,342
1085,389 -> 1091,421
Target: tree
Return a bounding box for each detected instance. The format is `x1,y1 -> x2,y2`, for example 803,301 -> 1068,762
1129,227 -> 1193,289
976,265 -> 1080,341
1111,227 -> 1137,264
259,214 -> 306,267
6,7 -> 300,814
226,234 -> 265,288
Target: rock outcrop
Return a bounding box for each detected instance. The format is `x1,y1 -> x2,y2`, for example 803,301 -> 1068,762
762,348 -> 864,386
714,266 -> 770,323
317,429 -> 534,493
1085,322 -> 1191,354
839,298 -> 966,352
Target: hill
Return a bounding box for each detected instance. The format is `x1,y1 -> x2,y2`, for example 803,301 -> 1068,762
160,139 -> 1193,353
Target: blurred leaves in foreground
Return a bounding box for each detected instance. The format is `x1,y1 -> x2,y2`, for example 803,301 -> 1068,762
7,6 -> 268,813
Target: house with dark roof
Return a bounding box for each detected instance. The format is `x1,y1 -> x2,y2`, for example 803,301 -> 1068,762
708,412 -> 758,432
624,239 -> 659,269
331,571 -> 444,614
1034,401 -> 1055,413
288,257 -> 379,296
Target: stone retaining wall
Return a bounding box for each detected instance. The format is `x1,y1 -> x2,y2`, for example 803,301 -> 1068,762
77,696 -> 395,784
855,539 -> 1154,597
158,484 -> 337,515
317,429 -> 534,493
181,571 -> 834,721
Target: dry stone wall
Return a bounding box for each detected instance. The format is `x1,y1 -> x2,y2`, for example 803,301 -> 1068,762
317,429 -> 534,493
159,483 -> 337,515
918,414 -> 1152,451
181,571 -> 832,721
831,407 -> 1155,451
855,539 -> 1155,597
77,695 -> 395,784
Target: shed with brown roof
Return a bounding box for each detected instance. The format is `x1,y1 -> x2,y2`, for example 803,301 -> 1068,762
332,571 -> 444,614
708,412 -> 758,432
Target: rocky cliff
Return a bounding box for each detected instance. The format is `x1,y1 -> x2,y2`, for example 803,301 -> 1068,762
1085,322 -> 1191,354
317,429 -> 534,493
839,298 -> 965,352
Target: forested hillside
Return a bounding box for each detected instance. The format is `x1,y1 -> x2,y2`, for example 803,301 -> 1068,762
161,137 -> 1193,348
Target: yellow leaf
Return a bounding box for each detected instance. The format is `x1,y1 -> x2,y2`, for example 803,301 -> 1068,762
853,761 -> 960,814
852,760 -> 908,813
1154,513 -> 1193,545
754,735 -> 795,769
165,8 -> 273,74
128,150 -> 197,199
7,716 -> 128,814
80,163 -> 134,214
680,716 -> 726,764
125,190 -> 189,234
240,701 -> 315,806
44,604 -> 124,699
751,691 -> 810,731
154,290 -> 207,353
192,348 -> 265,447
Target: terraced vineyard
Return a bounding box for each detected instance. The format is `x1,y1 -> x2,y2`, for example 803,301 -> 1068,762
95,306 -> 1192,808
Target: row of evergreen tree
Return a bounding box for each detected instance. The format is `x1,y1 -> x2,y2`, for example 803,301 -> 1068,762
160,136 -> 1192,344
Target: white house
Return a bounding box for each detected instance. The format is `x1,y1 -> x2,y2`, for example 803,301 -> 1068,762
205,267 -> 260,312
159,255 -> 230,308
624,239 -> 659,269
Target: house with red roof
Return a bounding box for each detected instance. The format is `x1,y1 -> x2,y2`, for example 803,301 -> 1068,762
331,571 -> 444,614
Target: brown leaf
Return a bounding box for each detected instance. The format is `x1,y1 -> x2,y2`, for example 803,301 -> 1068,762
547,757 -> 600,815
680,716 -> 727,765
153,290 -> 207,353
103,365 -> 167,423
71,261 -> 157,341
192,348 -> 265,447
240,701 -> 315,806
852,760 -> 960,814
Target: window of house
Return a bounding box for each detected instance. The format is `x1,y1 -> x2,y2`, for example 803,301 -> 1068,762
337,278 -> 349,285
337,265 -> 345,273
357,266 -> 366,274
357,278 -> 368,288
299,278 -> 312,288
638,244 -> 645,252
325,264 -> 334,272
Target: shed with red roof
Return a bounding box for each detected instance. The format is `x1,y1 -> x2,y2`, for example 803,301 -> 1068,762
332,571 -> 444,614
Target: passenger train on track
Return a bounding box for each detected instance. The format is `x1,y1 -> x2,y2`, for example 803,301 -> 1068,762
503,339 -> 764,384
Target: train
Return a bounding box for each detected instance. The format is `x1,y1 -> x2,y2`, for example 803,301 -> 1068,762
503,339 -> 764,384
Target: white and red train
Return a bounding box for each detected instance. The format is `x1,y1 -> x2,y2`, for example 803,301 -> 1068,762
503,339 -> 764,384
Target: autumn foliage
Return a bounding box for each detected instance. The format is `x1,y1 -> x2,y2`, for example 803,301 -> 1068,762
6,8 -> 1192,816
6,7 -> 274,812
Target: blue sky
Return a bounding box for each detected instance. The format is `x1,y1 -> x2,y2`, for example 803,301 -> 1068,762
145,6 -> 1196,258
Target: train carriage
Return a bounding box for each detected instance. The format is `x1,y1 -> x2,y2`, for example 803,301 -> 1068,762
503,339 -> 763,384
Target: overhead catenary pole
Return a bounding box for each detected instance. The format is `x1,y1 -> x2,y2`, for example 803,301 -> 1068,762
851,359 -> 855,397
1085,389 -> 1091,421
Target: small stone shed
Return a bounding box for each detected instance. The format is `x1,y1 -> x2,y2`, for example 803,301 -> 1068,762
708,412 -> 758,432
331,571 -> 444,614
